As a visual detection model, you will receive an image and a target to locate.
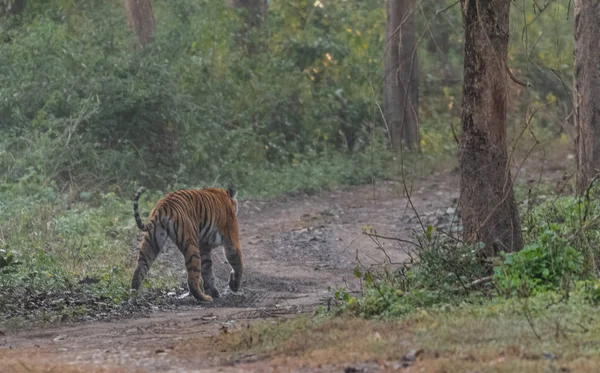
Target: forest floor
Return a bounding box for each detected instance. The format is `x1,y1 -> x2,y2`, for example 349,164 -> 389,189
0,143 -> 580,373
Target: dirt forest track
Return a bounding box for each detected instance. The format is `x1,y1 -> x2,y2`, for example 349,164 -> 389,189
0,156 -> 569,372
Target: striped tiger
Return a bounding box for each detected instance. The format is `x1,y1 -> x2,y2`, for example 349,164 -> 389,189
131,185 -> 242,302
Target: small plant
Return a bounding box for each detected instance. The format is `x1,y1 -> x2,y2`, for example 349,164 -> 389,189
581,279 -> 600,305
0,250 -> 20,273
494,229 -> 585,297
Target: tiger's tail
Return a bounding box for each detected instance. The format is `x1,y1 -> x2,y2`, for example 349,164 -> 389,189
133,187 -> 149,231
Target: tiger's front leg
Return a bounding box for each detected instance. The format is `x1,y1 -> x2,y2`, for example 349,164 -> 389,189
184,244 -> 213,302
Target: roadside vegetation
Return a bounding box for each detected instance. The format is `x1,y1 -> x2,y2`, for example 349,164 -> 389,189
2,1 -> 598,371
207,178 -> 600,372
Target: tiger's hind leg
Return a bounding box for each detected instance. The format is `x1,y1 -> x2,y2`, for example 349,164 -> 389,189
183,244 -> 214,302
200,246 -> 220,299
132,224 -> 168,291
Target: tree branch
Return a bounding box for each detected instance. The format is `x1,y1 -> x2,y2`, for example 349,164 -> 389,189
507,66 -> 533,88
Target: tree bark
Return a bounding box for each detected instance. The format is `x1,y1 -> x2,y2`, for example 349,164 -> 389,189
229,0 -> 268,55
574,1 -> 600,194
384,0 -> 419,152
124,0 -> 155,49
458,0 -> 523,257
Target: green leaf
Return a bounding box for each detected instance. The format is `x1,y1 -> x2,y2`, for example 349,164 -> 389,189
364,272 -> 373,285
343,291 -> 351,302
542,268 -> 550,278
353,265 -> 362,279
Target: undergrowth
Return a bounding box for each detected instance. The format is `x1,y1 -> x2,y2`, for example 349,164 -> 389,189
319,183 -> 600,324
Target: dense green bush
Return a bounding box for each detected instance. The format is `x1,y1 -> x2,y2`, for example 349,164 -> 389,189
494,230 -> 585,296
493,194 -> 600,297
0,0 -> 573,193
0,0 -> 393,193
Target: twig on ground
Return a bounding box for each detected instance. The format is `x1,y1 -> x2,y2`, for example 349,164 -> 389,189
470,276 -> 493,287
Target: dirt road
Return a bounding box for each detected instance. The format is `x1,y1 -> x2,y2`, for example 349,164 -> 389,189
0,155 -> 567,372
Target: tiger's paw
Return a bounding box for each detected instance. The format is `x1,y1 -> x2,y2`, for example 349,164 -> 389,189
190,287 -> 214,302
206,287 -> 221,299
228,271 -> 241,293
199,294 -> 213,302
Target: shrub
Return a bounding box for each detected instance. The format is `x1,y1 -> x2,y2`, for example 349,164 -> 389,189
333,230 -> 489,319
494,229 -> 585,297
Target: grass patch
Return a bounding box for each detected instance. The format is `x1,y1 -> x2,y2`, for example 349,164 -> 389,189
204,292 -> 600,372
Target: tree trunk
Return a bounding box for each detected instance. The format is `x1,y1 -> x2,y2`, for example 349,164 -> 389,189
229,0 -> 268,55
124,0 -> 155,48
458,0 -> 523,257
574,1 -> 600,194
384,0 -> 419,152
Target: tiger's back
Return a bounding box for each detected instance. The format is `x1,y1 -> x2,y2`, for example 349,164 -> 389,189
131,186 -> 242,302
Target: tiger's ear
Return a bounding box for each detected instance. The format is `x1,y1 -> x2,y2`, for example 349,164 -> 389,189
226,184 -> 237,199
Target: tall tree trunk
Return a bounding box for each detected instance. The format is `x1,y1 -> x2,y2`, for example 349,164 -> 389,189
459,0 -> 523,257
124,0 -> 155,48
230,0 -> 268,55
384,0 -> 419,152
574,1 -> 600,194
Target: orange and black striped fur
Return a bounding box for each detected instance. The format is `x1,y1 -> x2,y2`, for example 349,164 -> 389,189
132,185 -> 242,302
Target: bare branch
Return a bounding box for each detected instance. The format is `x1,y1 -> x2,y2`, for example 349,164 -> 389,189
507,65 -> 533,88
362,230 -> 422,249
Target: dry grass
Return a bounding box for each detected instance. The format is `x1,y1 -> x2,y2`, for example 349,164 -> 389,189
0,359 -> 136,373
0,347 -> 139,373
182,296 -> 600,373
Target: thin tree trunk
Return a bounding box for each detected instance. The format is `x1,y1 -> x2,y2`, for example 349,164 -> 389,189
459,0 -> 523,257
384,0 -> 419,152
384,0 -> 402,150
124,0 -> 155,49
574,1 -> 600,194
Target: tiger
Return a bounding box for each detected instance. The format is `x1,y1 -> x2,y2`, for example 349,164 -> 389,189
131,185 -> 242,302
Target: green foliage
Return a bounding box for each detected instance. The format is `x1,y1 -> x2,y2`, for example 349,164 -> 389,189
524,195 -> 600,275
578,279 -> 600,306
338,186 -> 600,320
0,250 -> 20,273
0,182 -> 142,317
494,229 -> 585,296
0,0 -> 575,193
332,232 -> 489,319
336,189 -> 600,319
494,192 -> 600,297
0,0 -> 392,193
